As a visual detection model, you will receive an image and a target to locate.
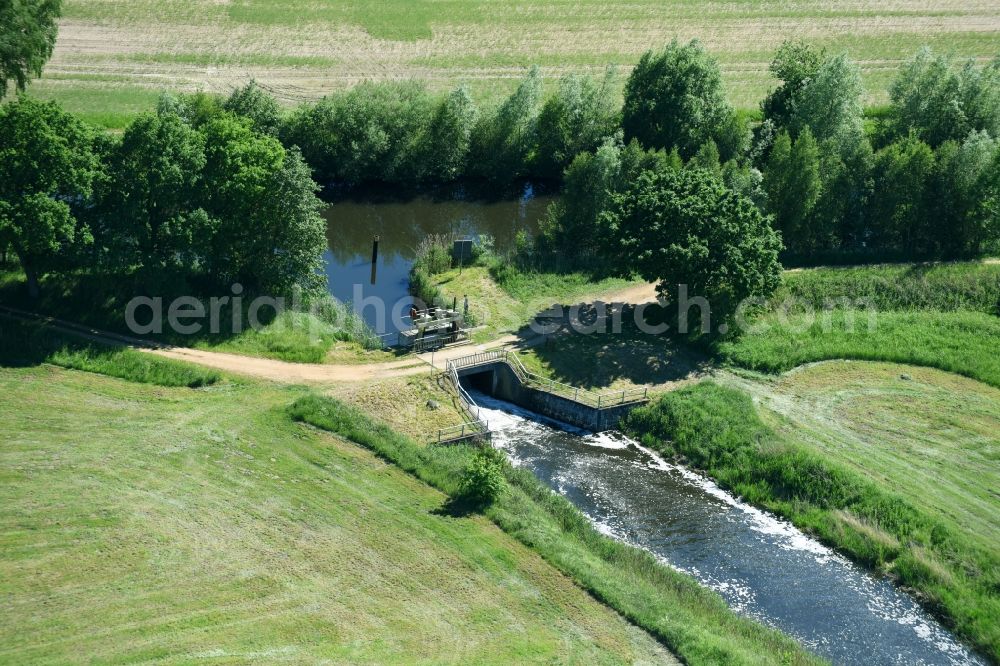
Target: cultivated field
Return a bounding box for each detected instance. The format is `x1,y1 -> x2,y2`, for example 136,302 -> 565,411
29,0 -> 1000,125
0,365 -> 674,663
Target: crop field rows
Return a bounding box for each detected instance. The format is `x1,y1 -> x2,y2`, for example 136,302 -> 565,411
26,0 -> 1000,125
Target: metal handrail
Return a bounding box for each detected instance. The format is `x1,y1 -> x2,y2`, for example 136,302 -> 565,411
447,348 -> 649,409
438,359 -> 491,444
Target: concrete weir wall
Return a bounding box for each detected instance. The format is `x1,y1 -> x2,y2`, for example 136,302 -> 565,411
458,362 -> 642,432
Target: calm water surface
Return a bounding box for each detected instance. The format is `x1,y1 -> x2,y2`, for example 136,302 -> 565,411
322,189 -> 553,334
470,390 -> 983,666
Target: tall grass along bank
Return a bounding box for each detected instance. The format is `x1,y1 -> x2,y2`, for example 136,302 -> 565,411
624,382 -> 1000,662
776,261 -> 1000,314
0,317 -> 219,388
288,394 -> 822,665
718,309 -> 1000,388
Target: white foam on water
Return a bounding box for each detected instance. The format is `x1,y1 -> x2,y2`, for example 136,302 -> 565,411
471,390 -> 985,665
631,441 -> 834,559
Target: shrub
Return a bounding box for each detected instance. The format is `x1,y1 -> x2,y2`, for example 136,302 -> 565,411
459,447 -> 507,507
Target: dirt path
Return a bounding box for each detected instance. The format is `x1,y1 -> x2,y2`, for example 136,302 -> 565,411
151,281 -> 664,383
2,283 -> 663,385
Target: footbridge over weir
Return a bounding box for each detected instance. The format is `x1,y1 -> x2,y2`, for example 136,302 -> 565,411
434,350 -> 649,444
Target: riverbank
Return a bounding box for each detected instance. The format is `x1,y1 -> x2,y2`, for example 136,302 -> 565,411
289,393 -> 823,665
623,373 -> 1000,662
0,365 -> 677,663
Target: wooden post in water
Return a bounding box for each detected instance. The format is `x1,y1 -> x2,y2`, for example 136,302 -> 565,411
370,235 -> 380,284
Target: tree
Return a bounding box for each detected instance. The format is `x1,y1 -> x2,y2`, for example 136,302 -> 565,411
224,80 -> 282,136
309,81 -> 433,185
932,131 -> 1000,255
157,91 -> 225,129
622,39 -> 746,160
0,0 -> 61,97
468,67 -> 542,184
532,69 -> 619,180
540,133 -> 673,266
0,97 -> 96,298
241,146 -> 327,296
601,167 -> 783,330
889,48 -> 1000,146
788,53 -> 865,147
687,139 -> 721,174
868,135 -> 936,252
200,115 -> 325,295
761,40 -> 825,130
418,86 -> 477,183
541,135 -> 624,263
763,129 -> 822,253
97,111 -> 209,275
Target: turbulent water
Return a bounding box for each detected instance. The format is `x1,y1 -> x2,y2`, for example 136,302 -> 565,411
469,390 -> 983,665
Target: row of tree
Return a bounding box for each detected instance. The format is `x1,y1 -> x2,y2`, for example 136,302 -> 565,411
278,67 -> 620,187
230,38 -> 1000,261
0,95 -> 327,300
541,40 -> 1000,262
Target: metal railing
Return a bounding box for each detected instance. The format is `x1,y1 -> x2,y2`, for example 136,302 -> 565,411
435,360 -> 491,444
447,349 -> 649,409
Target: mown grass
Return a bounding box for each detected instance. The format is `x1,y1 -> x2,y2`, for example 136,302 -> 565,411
0,269 -> 378,363
776,261 -> 1000,314
432,265 -> 633,341
0,316 -> 219,387
624,380 -> 1000,663
289,394 -> 822,665
50,0 -> 1000,117
0,366 -> 673,663
717,309 -> 1000,388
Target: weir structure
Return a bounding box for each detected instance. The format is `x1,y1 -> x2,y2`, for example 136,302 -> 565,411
433,349 -> 649,444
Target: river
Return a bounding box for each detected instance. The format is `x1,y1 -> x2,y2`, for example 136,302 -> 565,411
469,390 -> 983,666
322,188 -> 554,334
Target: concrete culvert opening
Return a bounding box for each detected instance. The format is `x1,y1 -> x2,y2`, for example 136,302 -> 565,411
460,369 -> 495,394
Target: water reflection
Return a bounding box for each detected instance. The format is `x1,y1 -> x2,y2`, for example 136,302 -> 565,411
322,192 -> 554,334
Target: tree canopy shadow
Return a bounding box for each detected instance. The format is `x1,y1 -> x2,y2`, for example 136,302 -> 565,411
509,300 -> 713,390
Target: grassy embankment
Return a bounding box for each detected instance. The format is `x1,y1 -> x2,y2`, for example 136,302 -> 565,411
30,0 -> 1000,126
624,373 -> 1000,662
503,260 -> 1000,390
430,264 -> 633,342
0,364 -> 683,664
717,261 -> 1000,387
289,394 -> 822,665
0,315 -> 220,388
0,266 -> 381,364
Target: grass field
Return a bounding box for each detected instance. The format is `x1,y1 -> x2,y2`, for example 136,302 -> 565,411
432,265 -> 634,342
27,0 -> 1000,126
717,309 -> 1000,388
727,362 -> 1000,562
0,365 -> 677,664
777,261 -> 1000,314
289,393 -> 821,665
626,369 -> 1000,660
